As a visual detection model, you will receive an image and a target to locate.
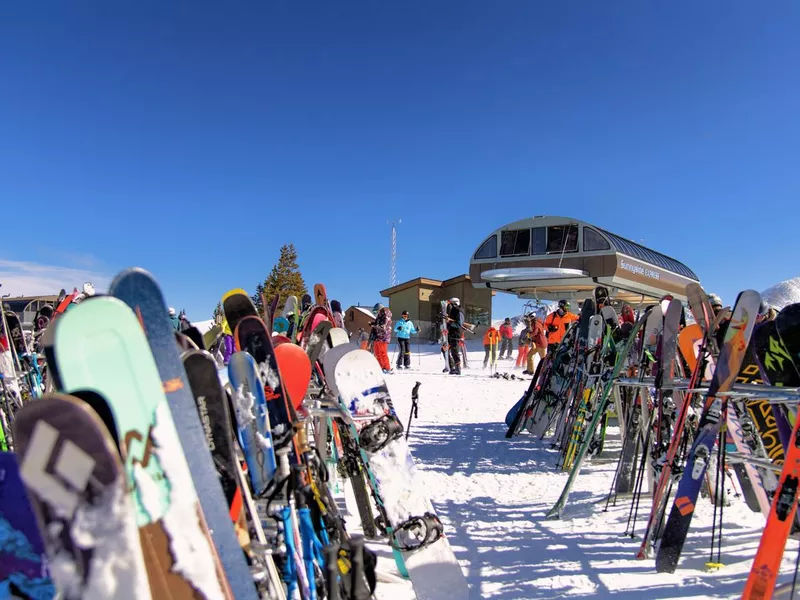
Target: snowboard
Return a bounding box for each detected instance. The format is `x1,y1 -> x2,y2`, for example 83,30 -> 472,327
228,351 -> 277,494
328,327 -> 350,348
234,315 -> 298,439
12,393 -> 150,599
109,268 -> 256,599
51,295 -> 237,599
221,289 -> 259,334
331,349 -> 470,600
0,451 -> 56,600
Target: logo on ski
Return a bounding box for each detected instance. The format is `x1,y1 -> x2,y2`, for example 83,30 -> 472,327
20,420 -> 96,518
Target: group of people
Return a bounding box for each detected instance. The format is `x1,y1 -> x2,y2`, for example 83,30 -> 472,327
482,299 -> 580,373
362,302 -> 421,374
363,297 -> 466,375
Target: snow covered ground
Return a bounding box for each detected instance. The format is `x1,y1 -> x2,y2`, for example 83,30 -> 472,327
344,340 -> 800,600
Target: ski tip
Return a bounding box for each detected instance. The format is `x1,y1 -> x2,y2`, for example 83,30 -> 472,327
704,562 -> 724,572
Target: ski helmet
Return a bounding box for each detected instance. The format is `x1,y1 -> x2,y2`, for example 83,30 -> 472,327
758,301 -> 770,317
401,310 -> 409,317
708,294 -> 723,308
168,307 -> 176,316
450,298 -> 460,305
372,303 -> 384,314
557,299 -> 570,311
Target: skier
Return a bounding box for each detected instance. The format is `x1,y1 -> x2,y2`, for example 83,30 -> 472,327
394,311 -> 419,370
446,298 -> 463,375
168,307 -> 180,331
482,326 -> 500,368
525,314 -> 547,375
356,328 -> 369,350
515,324 -> 531,369
370,303 -> 393,373
499,317 -> 514,359
544,300 -> 579,353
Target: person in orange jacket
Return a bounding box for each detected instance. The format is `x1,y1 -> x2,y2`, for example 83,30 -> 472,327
544,300 -> 579,353
482,326 -> 501,368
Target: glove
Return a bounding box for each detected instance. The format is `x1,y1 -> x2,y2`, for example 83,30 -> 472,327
547,325 -> 558,333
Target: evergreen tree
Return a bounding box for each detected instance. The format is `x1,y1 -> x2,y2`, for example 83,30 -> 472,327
259,244 -> 308,315
212,302 -> 222,323
251,282 -> 266,317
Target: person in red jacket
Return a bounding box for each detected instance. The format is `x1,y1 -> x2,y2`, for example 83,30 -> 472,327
499,318 -> 514,359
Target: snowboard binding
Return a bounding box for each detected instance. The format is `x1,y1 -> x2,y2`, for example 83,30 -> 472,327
393,512 -> 444,552
358,414 -> 404,453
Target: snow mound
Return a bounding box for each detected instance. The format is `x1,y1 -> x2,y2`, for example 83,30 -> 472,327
761,277 -> 800,310
191,319 -> 215,334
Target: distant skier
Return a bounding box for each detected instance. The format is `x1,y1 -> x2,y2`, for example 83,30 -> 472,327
394,310 -> 419,370
446,298 -> 463,375
356,327 -> 369,350
499,318 -> 514,359
168,307 -> 180,331
330,300 -> 345,329
515,325 -> 530,369
370,304 -> 393,373
544,300 -> 579,353
482,326 -> 500,368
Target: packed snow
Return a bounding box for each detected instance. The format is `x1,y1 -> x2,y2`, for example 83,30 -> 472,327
335,340 -> 800,600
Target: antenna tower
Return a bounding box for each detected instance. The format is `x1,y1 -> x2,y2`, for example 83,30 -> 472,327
388,219 -> 401,286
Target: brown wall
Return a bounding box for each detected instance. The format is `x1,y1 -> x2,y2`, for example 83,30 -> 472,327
344,307 -> 374,339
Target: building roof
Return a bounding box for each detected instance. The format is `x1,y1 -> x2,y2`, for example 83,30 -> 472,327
596,227 -> 698,281
380,275 -> 472,297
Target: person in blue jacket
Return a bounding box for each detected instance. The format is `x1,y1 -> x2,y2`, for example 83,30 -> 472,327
394,310 -> 419,369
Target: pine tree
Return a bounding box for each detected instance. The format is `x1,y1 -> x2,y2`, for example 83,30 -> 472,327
251,282 -> 266,317
212,302 -> 222,323
259,244 -> 308,315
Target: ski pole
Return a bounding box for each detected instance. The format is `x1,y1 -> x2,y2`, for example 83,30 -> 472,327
406,382 -> 421,439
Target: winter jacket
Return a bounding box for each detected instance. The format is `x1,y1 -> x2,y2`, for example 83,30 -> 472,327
483,327 -> 501,346
395,319 -> 418,339
518,327 -> 531,347
544,310 -> 579,345
499,324 -> 514,339
372,308 -> 393,343
170,315 -> 180,331
529,320 -> 547,348
446,305 -> 462,339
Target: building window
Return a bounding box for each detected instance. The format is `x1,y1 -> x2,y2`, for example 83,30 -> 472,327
465,305 -> 489,326
499,229 -> 531,257
531,227 -> 547,255
583,227 -> 610,251
546,225 -> 578,253
474,235 -> 497,259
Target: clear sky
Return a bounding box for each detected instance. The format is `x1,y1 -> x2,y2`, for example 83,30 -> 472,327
1,2 -> 798,321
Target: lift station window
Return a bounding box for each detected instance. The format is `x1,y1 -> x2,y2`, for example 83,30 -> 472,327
531,227 -> 547,255
474,235 -> 498,259
583,227 -> 611,251
499,229 -> 531,257
546,225 -> 579,254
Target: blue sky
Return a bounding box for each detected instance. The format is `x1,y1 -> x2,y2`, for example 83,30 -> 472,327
1,2 -> 798,321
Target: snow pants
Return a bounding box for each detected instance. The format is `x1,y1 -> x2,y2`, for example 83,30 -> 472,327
448,337 -> 461,370
396,338 -> 411,368
373,340 -> 391,371
516,345 -> 529,368
500,338 -> 513,359
527,346 -> 546,373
